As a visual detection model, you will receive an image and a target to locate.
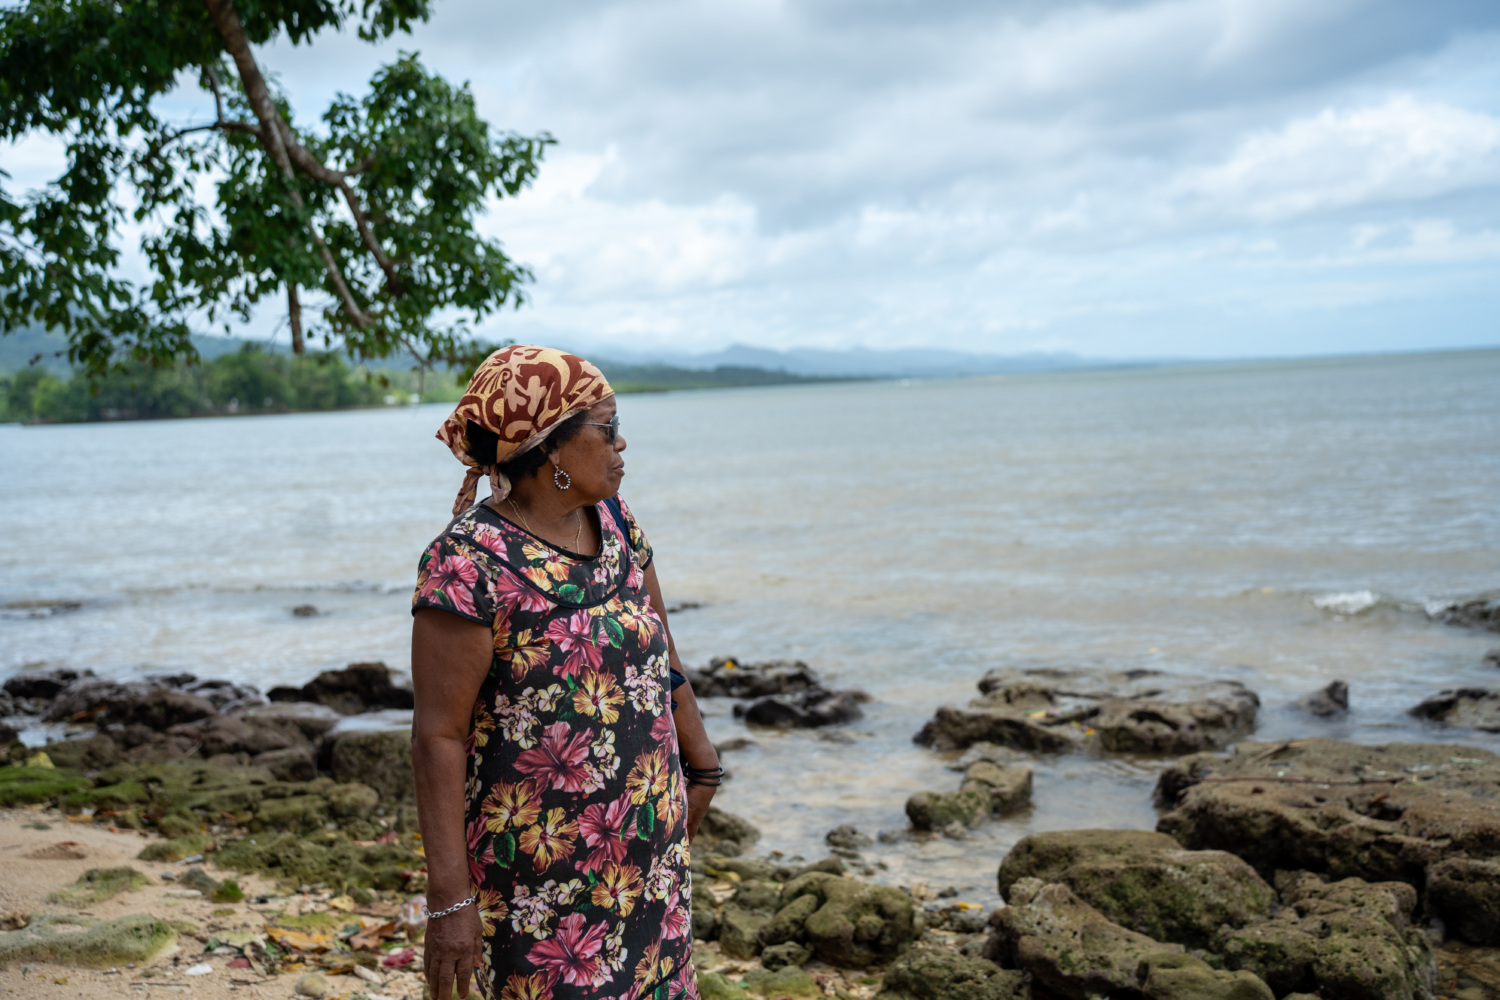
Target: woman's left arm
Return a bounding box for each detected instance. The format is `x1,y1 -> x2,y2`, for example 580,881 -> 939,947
643,561 -> 719,841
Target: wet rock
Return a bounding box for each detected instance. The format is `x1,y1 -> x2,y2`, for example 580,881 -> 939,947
741,965 -> 821,999
917,667 -> 1257,754
233,702 -> 342,742
770,871 -> 917,967
1298,680 -> 1349,717
270,662 -> 414,715
906,785 -> 989,832
253,746 -> 317,782
3,668 -> 95,701
962,761 -> 1032,815
1156,739 -> 1500,928
107,689 -> 217,730
1408,688 -> 1500,732
689,658 -> 822,699
1431,596 -> 1500,632
40,735 -> 121,771
873,949 -> 1031,1000
719,906 -> 773,959
759,941 -> 812,970
1213,873 -> 1435,1000
180,678 -> 265,713
996,829 -> 1274,949
1485,648 -> 1500,668
985,877 -> 1183,1000
1425,857 -> 1500,946
826,825 -> 873,853
1137,953 -> 1274,1000
43,680 -> 137,722
736,687 -> 864,728
696,806 -> 761,857
330,728 -> 413,805
168,714 -> 297,757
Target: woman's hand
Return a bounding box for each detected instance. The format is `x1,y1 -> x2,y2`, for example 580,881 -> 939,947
685,781 -> 716,842
423,903 -> 484,1000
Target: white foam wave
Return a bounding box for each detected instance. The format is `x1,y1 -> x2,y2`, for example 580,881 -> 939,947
1311,590 -> 1384,616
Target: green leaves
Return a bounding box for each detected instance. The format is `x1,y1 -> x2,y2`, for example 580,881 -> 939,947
0,0 -> 543,379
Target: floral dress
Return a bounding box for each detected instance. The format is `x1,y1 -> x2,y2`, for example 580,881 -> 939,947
413,497 -> 697,1000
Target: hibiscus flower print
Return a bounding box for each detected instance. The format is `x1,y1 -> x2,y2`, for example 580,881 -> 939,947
643,853 -> 678,902
659,889 -> 690,941
468,815 -> 497,885
419,554 -> 479,618
503,631 -> 552,681
649,711 -> 678,756
545,610 -> 604,679
497,697 -> 539,749
527,912 -> 608,988
481,779 -> 542,833
591,861 -> 645,917
494,570 -> 552,615
519,807 -> 580,872
527,683 -> 566,714
516,722 -> 595,793
623,662 -> 663,714
539,878 -> 585,907
573,670 -> 625,725
477,888 -> 508,937
510,885 -> 557,939
577,794 -> 637,874
657,771 -> 684,835
625,747 -> 670,806
523,541 -> 574,581
633,939 -> 661,987
469,704 -> 496,753
500,971 -> 555,1000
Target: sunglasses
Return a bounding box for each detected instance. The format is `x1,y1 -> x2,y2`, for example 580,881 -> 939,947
582,415 -> 620,445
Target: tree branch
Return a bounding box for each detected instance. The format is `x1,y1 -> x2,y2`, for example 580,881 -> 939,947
201,0 -> 375,328
143,119 -> 259,165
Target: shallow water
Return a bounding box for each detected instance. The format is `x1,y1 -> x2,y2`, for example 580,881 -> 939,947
3,349 -> 1499,906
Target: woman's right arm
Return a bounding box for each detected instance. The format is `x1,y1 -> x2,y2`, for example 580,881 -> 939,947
411,607 -> 494,1000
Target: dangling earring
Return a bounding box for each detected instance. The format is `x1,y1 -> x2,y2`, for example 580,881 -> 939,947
553,466 -> 572,491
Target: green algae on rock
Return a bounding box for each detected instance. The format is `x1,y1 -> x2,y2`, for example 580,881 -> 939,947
697,970 -> 753,1000
137,834 -> 213,862
742,965 -> 822,999
0,764 -> 91,807
46,867 -> 151,907
874,948 -> 1032,1000
0,914 -> 177,968
1137,953 -> 1273,1000
773,871 -> 917,968
213,831 -> 423,893
996,829 -> 1274,949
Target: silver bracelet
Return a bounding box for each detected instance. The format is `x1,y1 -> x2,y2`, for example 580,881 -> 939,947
422,894 -> 477,920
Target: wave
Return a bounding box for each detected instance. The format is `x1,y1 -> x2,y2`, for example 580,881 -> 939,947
1311,590 -> 1387,616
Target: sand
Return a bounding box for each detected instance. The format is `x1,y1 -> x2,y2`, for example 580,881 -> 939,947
0,806 -> 425,1000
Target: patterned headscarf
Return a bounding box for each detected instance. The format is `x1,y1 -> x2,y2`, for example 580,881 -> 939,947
437,345 -> 614,514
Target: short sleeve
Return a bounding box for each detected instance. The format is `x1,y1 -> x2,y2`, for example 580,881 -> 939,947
613,496 -> 654,570
412,535 -> 496,626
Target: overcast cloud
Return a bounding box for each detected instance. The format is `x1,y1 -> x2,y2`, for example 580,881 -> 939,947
20,0 -> 1500,358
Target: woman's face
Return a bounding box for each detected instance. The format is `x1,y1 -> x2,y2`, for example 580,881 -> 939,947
552,397 -> 626,502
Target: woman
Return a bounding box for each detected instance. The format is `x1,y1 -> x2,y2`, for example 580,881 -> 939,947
410,345 -> 720,1000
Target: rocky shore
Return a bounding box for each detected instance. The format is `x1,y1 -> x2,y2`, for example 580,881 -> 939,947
3,654 -> 1500,999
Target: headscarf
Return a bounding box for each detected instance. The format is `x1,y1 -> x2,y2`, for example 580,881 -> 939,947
436,345 -> 614,515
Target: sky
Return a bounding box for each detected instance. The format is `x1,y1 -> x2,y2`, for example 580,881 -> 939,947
10,0 -> 1500,360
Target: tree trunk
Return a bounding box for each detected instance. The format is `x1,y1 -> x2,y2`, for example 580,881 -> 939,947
288,284 -> 304,355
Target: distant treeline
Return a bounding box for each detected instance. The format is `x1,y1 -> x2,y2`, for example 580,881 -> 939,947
0,342 -> 848,424
0,345 -> 458,424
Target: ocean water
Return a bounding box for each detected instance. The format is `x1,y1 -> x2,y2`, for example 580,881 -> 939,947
3,348 -> 1499,904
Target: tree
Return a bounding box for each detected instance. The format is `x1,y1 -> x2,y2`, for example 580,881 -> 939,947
0,0 -> 551,379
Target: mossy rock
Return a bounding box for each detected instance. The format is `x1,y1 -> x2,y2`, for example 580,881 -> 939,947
46,867 -> 151,907
0,764 -> 92,807
776,871 -> 917,968
0,913 -> 176,968
155,813 -> 203,839
137,834 -> 212,862
718,906 -> 771,959
38,736 -> 120,772
698,971 -> 752,1000
743,965 -> 821,1000
906,786 -> 989,831
251,794 -> 331,833
274,911 -> 348,935
213,831 -> 421,893
1138,953 -> 1273,1000
62,780 -> 150,813
330,730 -> 414,805
874,949 -> 1031,1000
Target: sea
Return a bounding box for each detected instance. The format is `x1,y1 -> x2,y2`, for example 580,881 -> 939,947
3,347 -> 1499,905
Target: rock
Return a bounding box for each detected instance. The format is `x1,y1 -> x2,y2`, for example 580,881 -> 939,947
1298,680 -> 1349,717
1425,857 -> 1500,946
3,668 -> 94,700
826,824 -> 873,851
718,906 -> 772,959
907,786 -> 989,832
0,913 -> 176,968
0,722 -> 15,746
106,689 -> 217,730
985,878 -> 1182,1000
996,829 -> 1274,949
46,866 -> 150,906
253,746 -> 316,782
1408,688 -> 1500,732
759,941 -> 812,969
1137,953 -> 1274,1000
772,871 -> 917,967
168,715 -> 296,757
233,702 -> 342,742
691,880 -> 721,941
1214,874 -> 1435,1000
330,728 -> 413,805
736,686 -> 864,728
295,971 -> 333,997
696,806 -> 761,857
698,970 -> 752,1000
873,949 -> 1031,1000
1093,681 -> 1260,754
741,965 -> 821,999
917,667 -> 1256,754
1485,648 -> 1500,668
180,678 -> 265,713
40,735 -> 121,771
1431,595 -> 1500,632
1155,739 -> 1500,930
271,662 -> 414,715
42,680 -> 136,722
962,761 -> 1032,814
689,658 -> 822,699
